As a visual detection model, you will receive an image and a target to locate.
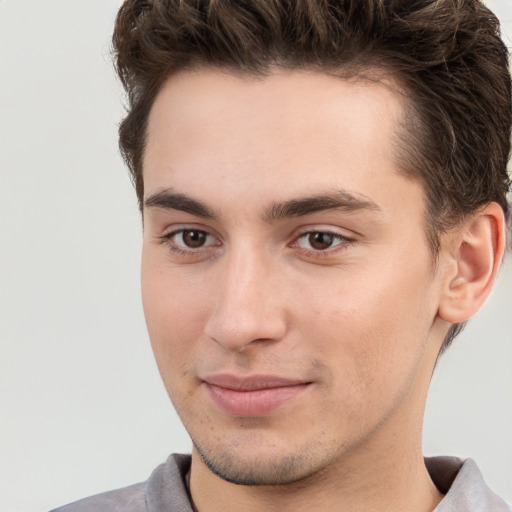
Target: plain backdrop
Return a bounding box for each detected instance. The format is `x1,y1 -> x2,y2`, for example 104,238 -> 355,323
0,1 -> 511,510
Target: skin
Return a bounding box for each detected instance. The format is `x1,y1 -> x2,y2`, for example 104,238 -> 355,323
140,69 -> 503,512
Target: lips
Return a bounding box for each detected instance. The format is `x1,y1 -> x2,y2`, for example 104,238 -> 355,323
202,374 -> 311,417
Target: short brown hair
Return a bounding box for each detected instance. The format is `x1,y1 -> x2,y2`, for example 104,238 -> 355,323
112,0 -> 511,348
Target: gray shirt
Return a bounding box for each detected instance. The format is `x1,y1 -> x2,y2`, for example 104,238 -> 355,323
50,453 -> 510,512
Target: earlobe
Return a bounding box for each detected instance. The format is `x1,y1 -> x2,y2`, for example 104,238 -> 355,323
438,202 -> 506,324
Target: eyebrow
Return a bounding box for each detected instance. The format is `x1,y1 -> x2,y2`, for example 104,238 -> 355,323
144,189 -> 216,218
144,188 -> 381,221
263,191 -> 381,221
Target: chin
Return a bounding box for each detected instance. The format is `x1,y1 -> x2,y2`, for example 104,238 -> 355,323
192,437 -> 341,486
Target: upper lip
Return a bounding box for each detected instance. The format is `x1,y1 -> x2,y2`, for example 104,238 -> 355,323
202,374 -> 310,391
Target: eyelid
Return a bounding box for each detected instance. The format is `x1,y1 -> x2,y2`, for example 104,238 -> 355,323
293,225 -> 355,242
156,224 -> 355,259
296,231 -> 345,248
167,228 -> 219,248
157,225 -> 222,258
289,227 -> 356,256
160,222 -> 221,241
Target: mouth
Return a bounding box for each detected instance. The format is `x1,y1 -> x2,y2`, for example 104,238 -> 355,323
202,374 -> 312,417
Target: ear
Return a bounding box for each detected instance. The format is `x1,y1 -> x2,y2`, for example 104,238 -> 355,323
438,202 -> 506,324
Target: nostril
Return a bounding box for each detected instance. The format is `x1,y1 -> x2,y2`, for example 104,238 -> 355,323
204,309 -> 287,352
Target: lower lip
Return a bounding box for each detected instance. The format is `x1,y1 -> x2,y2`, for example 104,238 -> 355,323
205,383 -> 310,417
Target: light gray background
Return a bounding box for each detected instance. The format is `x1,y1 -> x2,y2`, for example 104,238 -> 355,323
0,1 -> 511,511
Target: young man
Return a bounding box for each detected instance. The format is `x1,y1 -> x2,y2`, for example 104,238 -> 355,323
53,0 -> 510,510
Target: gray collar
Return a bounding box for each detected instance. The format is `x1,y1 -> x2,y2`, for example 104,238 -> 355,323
426,457 -> 510,511
144,454 -> 510,512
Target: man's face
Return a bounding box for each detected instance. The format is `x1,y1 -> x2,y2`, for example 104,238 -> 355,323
141,69 -> 448,485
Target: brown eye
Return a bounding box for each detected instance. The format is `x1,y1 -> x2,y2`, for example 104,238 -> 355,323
295,231 -> 349,253
181,230 -> 208,248
161,228 -> 219,256
307,232 -> 336,250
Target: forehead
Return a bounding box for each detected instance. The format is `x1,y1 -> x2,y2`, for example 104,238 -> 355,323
145,68 -> 405,163
143,68 -> 424,223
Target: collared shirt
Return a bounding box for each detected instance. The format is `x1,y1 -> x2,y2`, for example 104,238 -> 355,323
51,453 -> 511,511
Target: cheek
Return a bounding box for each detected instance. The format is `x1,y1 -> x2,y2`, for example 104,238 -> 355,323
141,257 -> 213,383
296,262 -> 437,402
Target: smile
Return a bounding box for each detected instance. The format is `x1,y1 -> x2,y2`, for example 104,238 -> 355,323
202,375 -> 311,417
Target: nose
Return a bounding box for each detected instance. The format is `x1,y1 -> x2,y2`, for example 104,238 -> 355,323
204,248 -> 288,352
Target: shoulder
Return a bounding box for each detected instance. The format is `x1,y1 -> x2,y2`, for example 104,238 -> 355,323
427,457 -> 511,512
50,454 -> 193,512
49,482 -> 146,512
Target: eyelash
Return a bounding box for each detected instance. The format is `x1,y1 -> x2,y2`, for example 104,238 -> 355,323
158,229 -> 218,257
158,228 -> 355,259
292,231 -> 355,258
